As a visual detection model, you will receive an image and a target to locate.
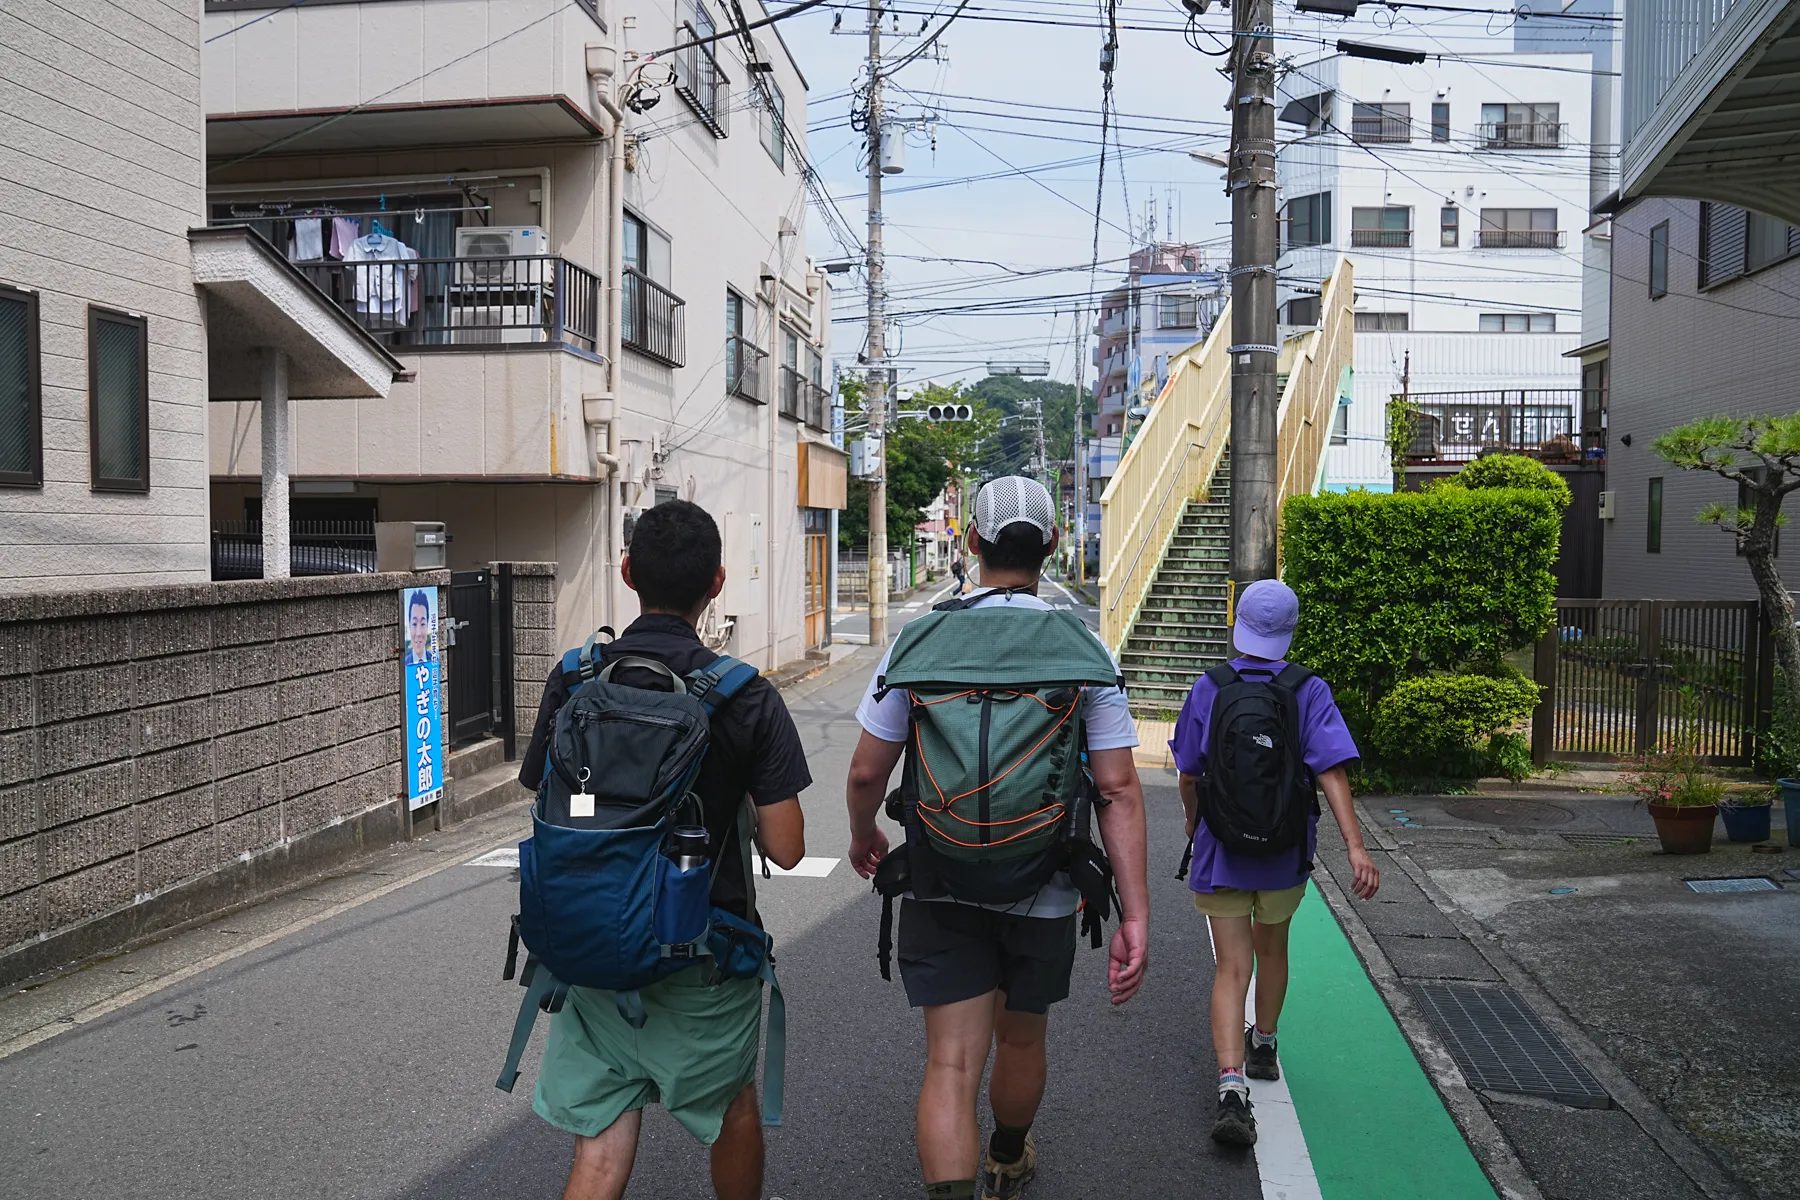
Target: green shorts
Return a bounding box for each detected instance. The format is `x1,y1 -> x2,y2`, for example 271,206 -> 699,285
533,966 -> 763,1145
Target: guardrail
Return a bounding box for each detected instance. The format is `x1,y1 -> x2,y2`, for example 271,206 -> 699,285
623,267 -> 686,367
296,255 -> 600,352
1477,121 -> 1567,149
727,335 -> 766,402
1477,229 -> 1567,249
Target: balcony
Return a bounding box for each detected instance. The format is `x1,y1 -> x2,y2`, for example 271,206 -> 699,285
1477,122 -> 1567,150
778,366 -> 830,429
1351,116 -> 1412,144
1404,392 -> 1591,463
727,335 -> 767,402
1477,229 -> 1567,249
1098,311 -> 1136,338
295,254 -> 600,353
623,268 -> 687,368
673,22 -> 733,139
1350,228 -> 1413,248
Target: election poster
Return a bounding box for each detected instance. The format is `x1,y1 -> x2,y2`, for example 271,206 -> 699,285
401,586 -> 444,811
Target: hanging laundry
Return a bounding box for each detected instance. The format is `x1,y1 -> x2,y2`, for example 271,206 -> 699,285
330,217 -> 361,260
344,231 -> 419,323
290,218 -> 324,262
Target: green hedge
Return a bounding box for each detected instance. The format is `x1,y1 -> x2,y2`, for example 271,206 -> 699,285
1441,453 -> 1572,508
1284,488 -> 1561,704
1371,672 -> 1541,778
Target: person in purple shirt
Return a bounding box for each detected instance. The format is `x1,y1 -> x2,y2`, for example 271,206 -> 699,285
1168,578 -> 1380,1146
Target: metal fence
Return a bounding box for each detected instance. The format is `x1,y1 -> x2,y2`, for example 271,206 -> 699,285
210,519 -> 377,580
1406,391 -> 1584,462
778,365 -> 830,429
1531,599 -> 1770,766
623,267 -> 686,367
447,569 -> 494,747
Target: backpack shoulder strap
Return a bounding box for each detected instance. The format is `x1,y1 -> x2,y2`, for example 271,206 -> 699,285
596,654 -> 684,692
687,654 -> 760,716
1204,663 -> 1241,690
932,586 -> 1005,612
1271,663 -> 1314,693
564,627 -> 616,685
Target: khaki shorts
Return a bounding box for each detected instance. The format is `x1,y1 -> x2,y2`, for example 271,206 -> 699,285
1191,883 -> 1308,924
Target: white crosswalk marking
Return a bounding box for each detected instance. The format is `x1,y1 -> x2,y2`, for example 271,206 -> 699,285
465,846 -> 519,868
464,846 -> 842,880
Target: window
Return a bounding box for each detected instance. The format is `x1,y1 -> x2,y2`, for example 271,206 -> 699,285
1431,101 -> 1450,142
1479,102 -> 1561,147
1282,296 -> 1321,325
622,211 -> 672,284
1647,477 -> 1663,553
1351,206 -> 1411,248
674,2 -> 729,137
1440,205 -> 1459,248
1747,210 -> 1793,272
1351,102 -> 1410,143
1330,400 -> 1349,445
1284,192 -> 1331,249
1581,358 -> 1607,446
1157,293 -> 1199,329
0,285 -> 41,488
725,290 -> 759,399
759,83 -> 786,170
1478,208 -> 1559,249
1478,312 -> 1556,332
1353,312 -> 1408,332
88,307 -> 148,493
622,212 -> 683,366
1699,203 -> 1800,286
1649,220 -> 1669,298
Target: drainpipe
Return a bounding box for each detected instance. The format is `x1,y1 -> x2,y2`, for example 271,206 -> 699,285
587,42 -> 627,631
762,269 -> 780,671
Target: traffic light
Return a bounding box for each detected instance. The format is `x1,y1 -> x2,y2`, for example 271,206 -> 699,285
926,403 -> 973,421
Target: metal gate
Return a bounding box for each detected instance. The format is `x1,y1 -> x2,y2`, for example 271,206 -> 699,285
448,569 -> 494,747
804,533 -> 830,649
1531,599 -> 1769,766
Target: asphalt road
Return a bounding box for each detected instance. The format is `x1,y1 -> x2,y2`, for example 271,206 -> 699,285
0,593 -> 1262,1200
832,575 -> 1099,643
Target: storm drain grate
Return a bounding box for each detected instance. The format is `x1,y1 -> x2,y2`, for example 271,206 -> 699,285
1408,982 -> 1611,1109
1560,832 -> 1641,848
1685,877 -> 1779,894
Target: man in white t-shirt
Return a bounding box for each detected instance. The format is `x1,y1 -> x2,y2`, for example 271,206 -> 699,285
846,476 -> 1150,1200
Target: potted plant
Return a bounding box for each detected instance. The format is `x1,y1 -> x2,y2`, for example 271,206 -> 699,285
1624,739 -> 1723,855
1719,785 -> 1775,843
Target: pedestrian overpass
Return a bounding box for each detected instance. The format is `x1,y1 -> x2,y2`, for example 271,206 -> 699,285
1097,258 -> 1354,714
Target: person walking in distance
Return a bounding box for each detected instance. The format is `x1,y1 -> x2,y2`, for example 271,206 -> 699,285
950,552 -> 968,597
1170,578 -> 1379,1146
845,476 -> 1151,1200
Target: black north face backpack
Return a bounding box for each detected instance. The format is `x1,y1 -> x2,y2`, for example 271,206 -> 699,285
1193,662 -> 1317,861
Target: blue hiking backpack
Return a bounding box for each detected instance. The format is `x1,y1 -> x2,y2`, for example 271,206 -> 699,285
495,634 -> 787,1125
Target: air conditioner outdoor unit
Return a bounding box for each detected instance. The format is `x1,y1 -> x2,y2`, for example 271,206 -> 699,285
454,226 -> 548,285
449,305 -> 544,345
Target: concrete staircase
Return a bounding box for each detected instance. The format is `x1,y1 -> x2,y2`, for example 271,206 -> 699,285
1119,454 -> 1232,715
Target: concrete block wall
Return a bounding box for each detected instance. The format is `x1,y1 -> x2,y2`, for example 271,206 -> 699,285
0,570 -> 449,985
499,562 -> 559,749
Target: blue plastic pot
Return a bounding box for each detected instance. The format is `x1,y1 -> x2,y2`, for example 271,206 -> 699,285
1720,801 -> 1773,843
1781,779 -> 1800,847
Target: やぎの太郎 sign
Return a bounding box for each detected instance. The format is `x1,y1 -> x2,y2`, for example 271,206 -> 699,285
402,586 -> 444,811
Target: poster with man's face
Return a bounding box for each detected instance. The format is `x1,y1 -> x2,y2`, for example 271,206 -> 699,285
407,590 -> 437,665
401,588 -> 443,811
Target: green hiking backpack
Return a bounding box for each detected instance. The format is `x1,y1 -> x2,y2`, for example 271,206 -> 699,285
871,590 -> 1127,968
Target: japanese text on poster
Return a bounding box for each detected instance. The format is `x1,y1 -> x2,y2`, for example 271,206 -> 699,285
402,586 -> 443,811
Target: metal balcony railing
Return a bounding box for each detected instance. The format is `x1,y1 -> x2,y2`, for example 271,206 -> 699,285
622,267 -> 686,367
1351,115 -> 1412,143
1477,229 -> 1567,249
727,335 -> 766,401
777,365 -> 829,428
1350,228 -> 1413,248
1477,121 -> 1567,149
1404,392 -> 1588,462
673,21 -> 731,139
294,255 -> 600,352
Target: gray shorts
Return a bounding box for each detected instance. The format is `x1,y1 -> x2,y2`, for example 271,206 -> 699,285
896,899 -> 1078,1013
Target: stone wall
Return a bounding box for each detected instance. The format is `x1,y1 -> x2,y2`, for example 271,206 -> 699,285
0,571 -> 450,985
499,562 -> 559,751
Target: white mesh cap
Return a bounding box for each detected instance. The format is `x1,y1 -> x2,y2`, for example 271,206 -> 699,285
973,476 -> 1056,546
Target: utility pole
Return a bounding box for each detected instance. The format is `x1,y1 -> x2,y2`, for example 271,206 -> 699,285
865,0 -> 890,646
1228,0 -> 1279,585
1074,307 -> 1088,586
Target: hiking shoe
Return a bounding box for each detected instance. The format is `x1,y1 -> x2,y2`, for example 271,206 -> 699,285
981,1132 -> 1037,1199
1245,1028 -> 1280,1081
1211,1090 -> 1257,1146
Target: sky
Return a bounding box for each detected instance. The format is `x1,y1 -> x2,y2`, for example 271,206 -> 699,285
770,0 -> 1618,393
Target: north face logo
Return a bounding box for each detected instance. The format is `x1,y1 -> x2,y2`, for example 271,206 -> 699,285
1252,733 -> 1274,749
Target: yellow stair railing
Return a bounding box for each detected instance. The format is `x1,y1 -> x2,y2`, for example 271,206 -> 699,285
1097,257 -> 1354,652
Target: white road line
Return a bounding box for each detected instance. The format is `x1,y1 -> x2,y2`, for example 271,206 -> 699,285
761,855 -> 840,878
929,581 -> 957,604
1202,918 -> 1324,1200
466,847 -> 519,868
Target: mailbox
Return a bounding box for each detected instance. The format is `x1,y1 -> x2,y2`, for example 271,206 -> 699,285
376,521 -> 449,571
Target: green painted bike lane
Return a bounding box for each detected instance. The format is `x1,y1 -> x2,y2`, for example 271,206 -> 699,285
1278,883 -> 1497,1200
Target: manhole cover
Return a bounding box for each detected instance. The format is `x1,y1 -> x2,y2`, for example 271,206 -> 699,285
1408,982 -> 1610,1108
1685,877 -> 1779,894
1561,832 -> 1641,848
1443,799 -> 1575,827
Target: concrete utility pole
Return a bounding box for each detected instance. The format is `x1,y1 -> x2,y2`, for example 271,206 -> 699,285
1228,0 -> 1280,585
865,0 -> 890,646
1074,307 -> 1089,585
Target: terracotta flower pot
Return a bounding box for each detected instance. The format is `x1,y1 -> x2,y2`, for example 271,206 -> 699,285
1647,803 -> 1717,855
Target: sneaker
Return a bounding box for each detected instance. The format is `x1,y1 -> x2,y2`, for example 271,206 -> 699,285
1211,1090 -> 1257,1146
1245,1028 -> 1280,1081
980,1132 -> 1037,1200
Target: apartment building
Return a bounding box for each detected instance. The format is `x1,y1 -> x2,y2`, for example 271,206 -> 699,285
1274,49 -> 1590,491
200,0 -> 842,669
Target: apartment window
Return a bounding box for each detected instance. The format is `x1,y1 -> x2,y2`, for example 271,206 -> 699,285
1478,312 -> 1556,332
1330,400 -> 1349,445
1440,205 -> 1459,248
1282,295 -> 1321,325
1700,203 -> 1800,287
1479,208 -> 1560,249
725,290 -> 760,399
1351,101 -> 1410,143
1351,206 -> 1411,248
88,307 -> 149,493
1479,102 -> 1561,148
760,83 -> 786,171
1285,191 -> 1331,249
0,285 -> 41,488
1430,101 -> 1450,142
1353,312 -> 1408,332
1747,210 -> 1795,272
674,2 -> 729,137
1157,293 -> 1199,329
1649,221 -> 1669,298
1647,477 -> 1663,553
622,211 -> 672,284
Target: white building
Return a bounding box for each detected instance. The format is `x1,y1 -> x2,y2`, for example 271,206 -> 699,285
1275,49 -> 1592,490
